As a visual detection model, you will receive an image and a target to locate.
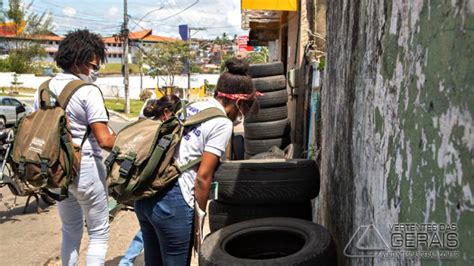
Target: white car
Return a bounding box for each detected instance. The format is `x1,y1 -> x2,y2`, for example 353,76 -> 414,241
0,96 -> 34,127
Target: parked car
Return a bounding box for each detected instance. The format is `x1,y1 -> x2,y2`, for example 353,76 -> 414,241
0,96 -> 34,127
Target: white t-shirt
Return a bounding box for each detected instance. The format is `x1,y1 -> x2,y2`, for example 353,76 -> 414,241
176,98 -> 233,208
33,73 -> 109,157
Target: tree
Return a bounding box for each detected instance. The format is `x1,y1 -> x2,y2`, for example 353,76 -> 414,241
144,41 -> 190,91
214,32 -> 234,63
0,0 -> 53,73
190,63 -> 203,74
245,47 -> 269,64
7,0 -> 53,36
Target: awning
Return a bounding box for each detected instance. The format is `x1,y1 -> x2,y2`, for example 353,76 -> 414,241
241,0 -> 298,11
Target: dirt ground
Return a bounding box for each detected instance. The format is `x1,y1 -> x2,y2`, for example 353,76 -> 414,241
0,112 -> 238,265
0,186 -> 207,265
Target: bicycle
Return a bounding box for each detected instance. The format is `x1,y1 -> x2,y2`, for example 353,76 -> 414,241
0,127 -> 56,213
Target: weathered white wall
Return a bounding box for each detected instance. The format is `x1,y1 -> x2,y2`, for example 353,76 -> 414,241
318,0 -> 473,264
0,73 -> 219,99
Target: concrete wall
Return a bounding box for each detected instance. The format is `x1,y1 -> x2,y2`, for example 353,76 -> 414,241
318,0 -> 473,264
0,73 -> 219,99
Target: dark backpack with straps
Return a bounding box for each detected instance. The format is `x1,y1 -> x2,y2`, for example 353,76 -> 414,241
106,106 -> 228,203
9,79 -> 95,200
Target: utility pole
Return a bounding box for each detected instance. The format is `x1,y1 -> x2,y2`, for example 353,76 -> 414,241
123,0 -> 130,114
187,27 -> 205,101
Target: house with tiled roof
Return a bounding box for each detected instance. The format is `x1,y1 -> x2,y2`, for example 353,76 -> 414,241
0,27 -> 176,64
102,29 -> 177,63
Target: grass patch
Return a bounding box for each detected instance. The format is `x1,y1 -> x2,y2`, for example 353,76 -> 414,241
0,93 -> 29,97
104,98 -> 145,118
101,63 -> 140,75
1,87 -> 37,94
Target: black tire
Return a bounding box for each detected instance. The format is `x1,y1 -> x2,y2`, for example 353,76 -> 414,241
244,152 -> 286,160
257,89 -> 288,108
200,218 -> 337,266
245,105 -> 288,123
244,137 -> 290,156
252,75 -> 286,92
249,62 -> 285,78
244,119 -> 290,139
209,200 -> 312,232
232,134 -> 245,160
214,159 -> 319,204
40,192 -> 56,206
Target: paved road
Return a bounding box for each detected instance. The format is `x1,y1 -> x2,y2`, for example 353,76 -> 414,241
109,119 -> 131,133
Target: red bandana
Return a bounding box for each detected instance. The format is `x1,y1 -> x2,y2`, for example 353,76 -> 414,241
217,91 -> 264,101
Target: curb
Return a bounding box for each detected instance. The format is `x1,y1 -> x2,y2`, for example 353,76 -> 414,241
108,110 -> 137,122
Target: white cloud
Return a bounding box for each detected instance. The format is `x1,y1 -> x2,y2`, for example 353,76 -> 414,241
51,0 -> 248,39
62,6 -> 77,17
226,9 -> 242,26
107,6 -> 119,18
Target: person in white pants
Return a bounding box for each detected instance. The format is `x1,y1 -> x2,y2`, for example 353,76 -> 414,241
34,29 -> 116,265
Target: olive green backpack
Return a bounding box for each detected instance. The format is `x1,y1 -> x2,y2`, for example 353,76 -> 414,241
106,106 -> 228,203
10,80 -> 96,200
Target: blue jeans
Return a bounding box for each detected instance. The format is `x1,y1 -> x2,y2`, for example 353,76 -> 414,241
135,182 -> 194,266
119,230 -> 144,265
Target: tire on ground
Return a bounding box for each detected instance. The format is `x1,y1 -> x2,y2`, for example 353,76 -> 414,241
244,137 -> 290,156
249,62 -> 285,78
244,152 -> 286,160
252,75 -> 286,92
256,89 -> 288,108
245,105 -> 287,123
208,200 -> 312,232
214,159 -> 319,204
244,119 -> 290,139
200,218 -> 337,266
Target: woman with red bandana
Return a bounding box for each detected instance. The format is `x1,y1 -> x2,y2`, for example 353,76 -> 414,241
134,57 -> 261,265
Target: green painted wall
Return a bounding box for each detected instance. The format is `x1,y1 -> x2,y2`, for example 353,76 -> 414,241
318,0 -> 473,264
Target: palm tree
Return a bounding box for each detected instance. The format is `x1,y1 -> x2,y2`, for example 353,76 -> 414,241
214,33 -> 234,62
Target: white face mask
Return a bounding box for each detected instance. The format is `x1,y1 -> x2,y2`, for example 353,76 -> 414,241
233,115 -> 242,126
78,69 -> 99,83
232,102 -> 244,126
90,70 -> 99,82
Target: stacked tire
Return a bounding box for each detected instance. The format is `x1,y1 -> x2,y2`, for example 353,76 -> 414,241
200,218 -> 337,265
244,62 -> 290,158
208,159 -> 320,232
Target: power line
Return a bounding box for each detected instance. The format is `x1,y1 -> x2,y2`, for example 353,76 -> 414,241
37,0 -> 113,20
155,0 -> 198,22
30,6 -> 121,25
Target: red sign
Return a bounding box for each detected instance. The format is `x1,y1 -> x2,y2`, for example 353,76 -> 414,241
237,36 -> 251,52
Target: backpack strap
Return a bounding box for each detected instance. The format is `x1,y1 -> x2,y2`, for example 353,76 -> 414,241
57,80 -> 88,109
38,79 -> 53,107
177,107 -> 230,171
183,107 -> 228,127
57,80 -> 109,148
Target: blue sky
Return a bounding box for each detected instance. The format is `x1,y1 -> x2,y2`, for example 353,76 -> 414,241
4,0 -> 247,39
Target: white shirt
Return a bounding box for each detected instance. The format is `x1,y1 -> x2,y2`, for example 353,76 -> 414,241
33,73 -> 109,157
176,98 -> 233,207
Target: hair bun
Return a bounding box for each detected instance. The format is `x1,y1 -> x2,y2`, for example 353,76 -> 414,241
226,58 -> 249,75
